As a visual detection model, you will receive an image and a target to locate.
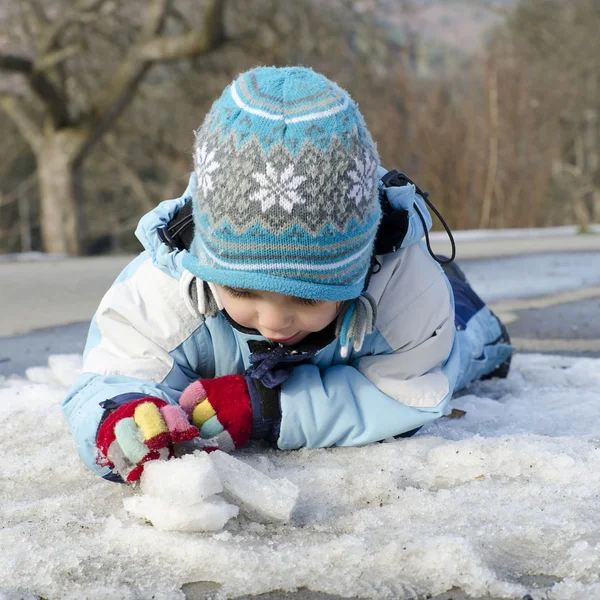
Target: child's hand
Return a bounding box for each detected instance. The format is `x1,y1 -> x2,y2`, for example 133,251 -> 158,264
179,375 -> 252,452
96,398 -> 199,482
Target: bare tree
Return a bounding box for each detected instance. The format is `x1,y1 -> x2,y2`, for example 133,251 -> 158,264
0,0 -> 226,255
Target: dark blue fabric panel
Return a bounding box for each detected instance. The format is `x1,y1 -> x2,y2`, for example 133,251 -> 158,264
99,392 -> 149,411
447,276 -> 486,330
394,426 -> 422,439
102,471 -> 125,484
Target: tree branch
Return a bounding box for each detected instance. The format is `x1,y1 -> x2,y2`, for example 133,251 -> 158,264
0,54 -> 33,73
103,135 -> 157,211
166,4 -> 189,29
137,30 -> 221,62
0,96 -> 43,153
34,44 -> 82,72
141,0 -> 171,38
18,0 -> 49,47
28,72 -> 70,128
39,0 -> 113,53
76,0 -> 225,166
0,53 -> 71,127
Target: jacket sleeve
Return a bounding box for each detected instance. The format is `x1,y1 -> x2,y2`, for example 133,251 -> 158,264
277,245 -> 460,449
62,252 -> 214,477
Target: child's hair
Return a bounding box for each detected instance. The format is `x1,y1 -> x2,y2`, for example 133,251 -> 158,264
181,66 -> 382,354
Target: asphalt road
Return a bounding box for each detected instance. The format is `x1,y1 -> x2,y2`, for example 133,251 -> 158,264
0,254 -> 133,336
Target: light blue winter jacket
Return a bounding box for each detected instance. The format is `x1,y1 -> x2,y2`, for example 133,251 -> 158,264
63,172 -> 508,478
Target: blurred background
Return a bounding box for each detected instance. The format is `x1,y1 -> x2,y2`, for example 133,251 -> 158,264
0,0 -> 599,256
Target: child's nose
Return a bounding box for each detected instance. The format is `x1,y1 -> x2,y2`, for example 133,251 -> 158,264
258,306 -> 293,332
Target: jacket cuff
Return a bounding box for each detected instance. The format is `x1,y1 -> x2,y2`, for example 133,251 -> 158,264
246,376 -> 281,445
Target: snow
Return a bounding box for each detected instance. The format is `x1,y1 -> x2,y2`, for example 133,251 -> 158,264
210,450 -> 299,524
129,451 -> 298,531
130,453 -> 239,532
123,494 -> 238,532
140,453 -> 223,506
2,353 -> 600,599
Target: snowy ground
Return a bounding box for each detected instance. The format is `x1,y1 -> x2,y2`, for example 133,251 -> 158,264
2,233 -> 600,599
2,353 -> 600,600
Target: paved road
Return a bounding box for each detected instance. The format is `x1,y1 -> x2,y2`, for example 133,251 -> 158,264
430,227 -> 600,259
491,291 -> 600,356
0,254 -> 133,336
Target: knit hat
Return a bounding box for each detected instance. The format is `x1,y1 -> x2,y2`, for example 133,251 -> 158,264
181,66 -> 381,353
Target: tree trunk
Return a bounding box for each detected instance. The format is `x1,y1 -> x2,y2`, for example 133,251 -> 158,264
479,62 -> 499,229
36,130 -> 85,255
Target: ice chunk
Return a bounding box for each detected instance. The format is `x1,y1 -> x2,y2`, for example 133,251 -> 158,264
24,366 -> 61,386
210,450 -> 299,523
123,494 -> 238,532
24,354 -> 83,388
140,452 -> 222,505
48,354 -> 83,387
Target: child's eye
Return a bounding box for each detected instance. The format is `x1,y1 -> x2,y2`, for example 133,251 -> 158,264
225,287 -> 253,299
297,297 -> 322,307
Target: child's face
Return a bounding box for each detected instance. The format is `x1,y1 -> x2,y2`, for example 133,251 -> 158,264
214,284 -> 341,345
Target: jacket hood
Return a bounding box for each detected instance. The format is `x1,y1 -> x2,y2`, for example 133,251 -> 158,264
134,174 -> 196,279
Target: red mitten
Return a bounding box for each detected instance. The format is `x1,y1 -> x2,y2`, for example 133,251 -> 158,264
96,397 -> 199,482
179,375 -> 252,452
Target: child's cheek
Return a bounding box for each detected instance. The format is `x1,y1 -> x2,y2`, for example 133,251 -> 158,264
303,304 -> 338,332
226,301 -> 256,329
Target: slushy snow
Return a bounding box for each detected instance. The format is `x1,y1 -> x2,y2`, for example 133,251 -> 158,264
2,353 -> 600,599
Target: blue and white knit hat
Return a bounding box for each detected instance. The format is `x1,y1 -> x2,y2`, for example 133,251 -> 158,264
182,66 -> 381,352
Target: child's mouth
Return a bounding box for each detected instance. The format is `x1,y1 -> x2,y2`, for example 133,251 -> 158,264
267,332 -> 301,344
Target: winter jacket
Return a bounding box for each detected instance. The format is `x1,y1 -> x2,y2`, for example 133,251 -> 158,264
62,173 -> 510,479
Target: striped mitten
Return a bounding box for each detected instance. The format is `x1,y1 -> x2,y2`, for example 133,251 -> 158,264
96,397 -> 199,482
179,374 -> 252,453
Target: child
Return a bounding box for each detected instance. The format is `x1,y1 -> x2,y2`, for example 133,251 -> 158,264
63,66 -> 512,483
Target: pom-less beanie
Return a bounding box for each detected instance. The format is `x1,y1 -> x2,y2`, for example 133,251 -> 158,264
182,66 -> 381,303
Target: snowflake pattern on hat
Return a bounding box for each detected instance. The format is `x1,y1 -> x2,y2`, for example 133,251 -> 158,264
347,152 -> 378,208
195,143 -> 220,198
250,163 -> 307,213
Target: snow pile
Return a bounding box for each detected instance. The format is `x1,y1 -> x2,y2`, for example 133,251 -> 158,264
210,449 -> 299,524
125,453 -> 238,532
124,451 -> 298,531
25,353 -> 83,387
2,353 -> 600,600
